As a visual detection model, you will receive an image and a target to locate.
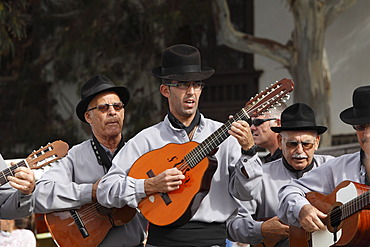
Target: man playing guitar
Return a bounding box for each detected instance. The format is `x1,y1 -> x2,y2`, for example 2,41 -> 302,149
97,44 -> 255,246
228,103 -> 334,247
278,86 -> 370,247
33,75 -> 147,246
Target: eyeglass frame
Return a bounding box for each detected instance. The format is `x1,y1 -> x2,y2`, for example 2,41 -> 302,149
248,118 -> 277,127
165,81 -> 205,90
353,123 -> 370,131
87,101 -> 125,113
282,138 -> 316,150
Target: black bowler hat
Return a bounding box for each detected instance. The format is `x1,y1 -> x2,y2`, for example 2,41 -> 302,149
152,44 -> 215,81
76,74 -> 130,123
271,103 -> 327,134
340,85 -> 370,125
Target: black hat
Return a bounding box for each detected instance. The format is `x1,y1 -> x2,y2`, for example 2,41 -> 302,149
76,74 -> 130,123
340,85 -> 370,125
152,44 -> 215,81
271,103 -> 327,134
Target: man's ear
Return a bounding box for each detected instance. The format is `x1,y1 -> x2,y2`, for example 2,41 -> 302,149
314,135 -> 321,150
277,134 -> 283,149
160,84 -> 170,98
85,111 -> 92,124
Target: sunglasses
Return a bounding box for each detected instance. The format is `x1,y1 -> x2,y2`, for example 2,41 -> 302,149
87,102 -> 124,113
284,140 -> 315,150
248,118 -> 276,127
166,81 -> 205,90
353,124 -> 370,131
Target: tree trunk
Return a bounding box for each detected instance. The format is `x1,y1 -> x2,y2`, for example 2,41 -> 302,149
288,1 -> 332,146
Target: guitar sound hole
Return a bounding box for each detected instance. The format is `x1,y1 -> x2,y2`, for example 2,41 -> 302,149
329,206 -> 342,228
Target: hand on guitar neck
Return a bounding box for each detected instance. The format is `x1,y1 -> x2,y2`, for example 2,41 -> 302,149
144,167 -> 185,195
228,120 -> 255,151
7,165 -> 35,195
258,216 -> 289,247
298,204 -> 327,232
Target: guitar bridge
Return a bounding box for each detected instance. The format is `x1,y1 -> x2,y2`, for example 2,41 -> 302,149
147,169 -> 172,205
70,209 -> 89,238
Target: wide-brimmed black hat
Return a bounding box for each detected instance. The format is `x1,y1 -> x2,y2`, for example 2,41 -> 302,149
271,103 -> 327,134
340,85 -> 370,125
152,44 -> 215,81
76,74 -> 130,123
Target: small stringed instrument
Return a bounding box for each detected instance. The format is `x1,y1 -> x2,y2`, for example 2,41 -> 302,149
45,202 -> 136,247
0,140 -> 69,186
289,180 -> 370,247
128,78 -> 294,226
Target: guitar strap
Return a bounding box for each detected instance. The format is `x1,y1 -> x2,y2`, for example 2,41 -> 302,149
90,134 -> 125,174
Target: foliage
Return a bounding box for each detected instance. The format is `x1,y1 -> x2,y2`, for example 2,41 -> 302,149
0,0 -> 29,64
0,0 -> 213,158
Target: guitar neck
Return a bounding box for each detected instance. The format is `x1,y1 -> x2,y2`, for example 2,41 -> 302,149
339,190 -> 370,220
185,109 -> 248,167
0,160 -> 28,186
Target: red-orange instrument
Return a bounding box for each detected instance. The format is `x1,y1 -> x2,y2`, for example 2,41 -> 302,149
129,78 -> 294,226
290,180 -> 370,247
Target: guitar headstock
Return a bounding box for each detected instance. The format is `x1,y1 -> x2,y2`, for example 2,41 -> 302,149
244,78 -> 294,117
26,140 -> 69,169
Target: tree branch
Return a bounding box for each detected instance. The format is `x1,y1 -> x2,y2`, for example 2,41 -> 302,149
212,0 -> 293,67
325,0 -> 357,28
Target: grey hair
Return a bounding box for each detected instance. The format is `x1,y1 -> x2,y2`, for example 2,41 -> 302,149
263,102 -> 287,119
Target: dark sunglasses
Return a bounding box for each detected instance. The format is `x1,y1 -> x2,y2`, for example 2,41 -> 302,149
284,140 -> 315,150
353,124 -> 370,131
87,102 -> 124,113
248,118 -> 276,127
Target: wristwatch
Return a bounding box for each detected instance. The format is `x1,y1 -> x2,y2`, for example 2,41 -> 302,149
241,145 -> 258,156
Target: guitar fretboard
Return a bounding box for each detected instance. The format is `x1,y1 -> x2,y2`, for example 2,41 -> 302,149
0,160 -> 28,186
338,190 -> 370,220
185,109 -> 248,168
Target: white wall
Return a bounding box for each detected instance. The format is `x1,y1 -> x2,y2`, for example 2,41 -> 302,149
254,0 -> 370,135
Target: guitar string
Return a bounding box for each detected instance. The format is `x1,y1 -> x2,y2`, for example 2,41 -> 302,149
77,202 -> 106,221
1,146 -> 56,181
185,111 -> 251,169
326,189 -> 369,224
181,90 -> 287,170
0,162 -> 26,182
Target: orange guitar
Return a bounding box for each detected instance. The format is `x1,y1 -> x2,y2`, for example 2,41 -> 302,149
290,180 -> 370,247
128,78 -> 294,226
0,140 -> 69,186
44,202 -> 136,247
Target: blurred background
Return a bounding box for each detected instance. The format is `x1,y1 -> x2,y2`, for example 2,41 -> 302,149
1,0 -> 369,245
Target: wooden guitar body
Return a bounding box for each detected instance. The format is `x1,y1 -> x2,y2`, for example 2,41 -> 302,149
126,79 -> 294,227
45,203 -> 136,247
289,180 -> 370,247
128,141 -> 217,226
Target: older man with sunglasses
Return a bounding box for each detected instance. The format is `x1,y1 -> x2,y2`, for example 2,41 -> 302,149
247,103 -> 287,163
228,103 -> 334,247
277,86 -> 370,243
33,75 -> 147,246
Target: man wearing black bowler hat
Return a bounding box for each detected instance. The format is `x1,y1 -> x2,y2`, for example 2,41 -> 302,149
97,44 -> 255,246
278,86 -> 370,237
33,74 -> 147,246
228,103 -> 334,247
